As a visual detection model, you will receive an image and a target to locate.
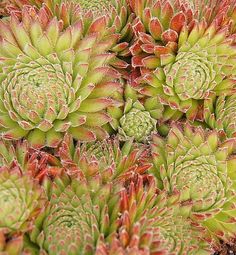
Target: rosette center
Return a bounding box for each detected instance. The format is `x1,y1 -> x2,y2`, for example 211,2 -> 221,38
165,52 -> 215,101
2,56 -> 72,132
174,157 -> 224,211
120,108 -> 156,142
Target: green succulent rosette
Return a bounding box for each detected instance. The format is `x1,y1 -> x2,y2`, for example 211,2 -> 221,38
151,123 -> 236,241
99,175 -> 213,254
118,99 -> 157,142
108,97 -> 160,142
29,173 -> 121,255
204,93 -> 236,138
136,19 -> 236,120
0,166 -> 44,234
0,8 -> 123,148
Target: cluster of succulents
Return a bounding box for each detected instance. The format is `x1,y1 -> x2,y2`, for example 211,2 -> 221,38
1,0 -> 236,254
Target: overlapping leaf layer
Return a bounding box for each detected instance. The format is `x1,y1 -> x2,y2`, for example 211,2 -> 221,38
1,0 -> 236,254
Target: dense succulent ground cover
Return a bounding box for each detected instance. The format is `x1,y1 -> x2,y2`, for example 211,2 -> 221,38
1,0 -> 236,254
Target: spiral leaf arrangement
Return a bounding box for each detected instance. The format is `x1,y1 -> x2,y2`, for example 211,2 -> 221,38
1,0 -> 236,254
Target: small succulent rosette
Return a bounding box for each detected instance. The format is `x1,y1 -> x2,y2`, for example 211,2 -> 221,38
0,166 -> 45,234
204,93 -> 236,138
108,98 -> 159,142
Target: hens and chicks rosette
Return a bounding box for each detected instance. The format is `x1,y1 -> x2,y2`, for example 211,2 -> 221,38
1,0 -> 236,254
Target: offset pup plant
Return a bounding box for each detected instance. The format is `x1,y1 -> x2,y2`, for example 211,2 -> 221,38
0,0 -> 236,254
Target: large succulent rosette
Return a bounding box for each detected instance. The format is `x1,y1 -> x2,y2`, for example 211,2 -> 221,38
29,172 -> 121,255
97,175 -> 213,254
204,93 -> 236,138
151,123 -> 236,241
0,7 -> 123,148
0,165 -> 44,234
136,19 -> 236,120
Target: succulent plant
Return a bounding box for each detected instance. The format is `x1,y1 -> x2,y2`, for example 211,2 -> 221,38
129,0 -> 194,70
0,139 -> 62,182
151,123 -> 236,241
29,172 -> 121,255
0,165 -> 45,233
135,17 -> 236,120
190,0 -> 236,30
0,6 -> 123,148
4,0 -> 134,62
118,100 -> 157,142
57,134 -> 152,182
97,174 -> 213,254
204,94 -> 236,138
0,231 -> 24,255
129,0 -> 236,70
1,0 -> 236,254
110,98 -> 158,142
